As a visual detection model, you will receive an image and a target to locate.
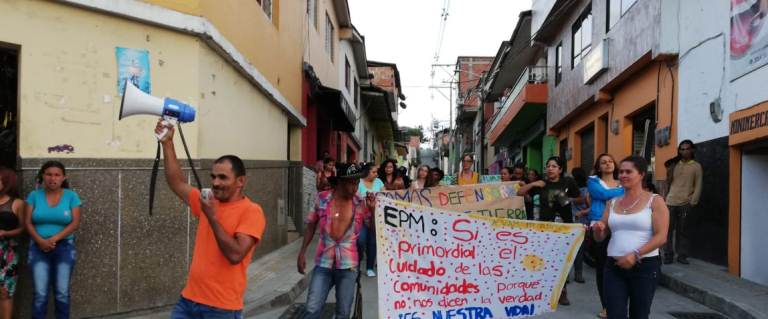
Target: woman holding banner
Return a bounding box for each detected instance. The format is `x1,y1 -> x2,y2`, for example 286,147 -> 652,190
518,156 -> 582,305
357,164 -> 383,277
592,156 -> 669,319
588,153 -> 624,318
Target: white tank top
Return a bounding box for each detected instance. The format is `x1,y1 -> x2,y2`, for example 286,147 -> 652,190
606,194 -> 659,258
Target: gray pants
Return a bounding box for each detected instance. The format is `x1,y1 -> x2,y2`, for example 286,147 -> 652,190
665,204 -> 691,258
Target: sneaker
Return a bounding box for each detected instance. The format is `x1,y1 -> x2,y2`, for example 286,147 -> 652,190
366,269 -> 376,277
677,256 -> 690,265
598,309 -> 607,318
558,291 -> 570,306
574,273 -> 585,283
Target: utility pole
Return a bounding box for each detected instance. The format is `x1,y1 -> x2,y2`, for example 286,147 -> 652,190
430,63 -> 457,173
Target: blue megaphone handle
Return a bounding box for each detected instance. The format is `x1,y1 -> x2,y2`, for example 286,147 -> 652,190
162,98 -> 196,123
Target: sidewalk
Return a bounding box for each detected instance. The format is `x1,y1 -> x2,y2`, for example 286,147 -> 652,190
660,258 -> 768,319
109,238 -> 315,319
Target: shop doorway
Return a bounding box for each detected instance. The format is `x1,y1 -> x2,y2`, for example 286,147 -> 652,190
579,125 -> 595,173
740,146 -> 768,286
0,45 -> 18,168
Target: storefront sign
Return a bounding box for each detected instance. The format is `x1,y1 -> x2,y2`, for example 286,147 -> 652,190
583,39 -> 608,84
729,101 -> 768,145
375,197 -> 584,319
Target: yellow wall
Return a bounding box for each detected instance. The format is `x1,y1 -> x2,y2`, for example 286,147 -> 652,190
197,46 -> 287,160
143,0 -> 304,109
1,1 -> 292,160
141,0 -> 201,15
555,61 -> 678,178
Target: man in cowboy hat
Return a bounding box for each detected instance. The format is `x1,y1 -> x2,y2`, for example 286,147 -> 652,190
297,162 -> 374,319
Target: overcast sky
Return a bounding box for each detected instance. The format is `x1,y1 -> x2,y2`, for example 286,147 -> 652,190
349,0 -> 532,138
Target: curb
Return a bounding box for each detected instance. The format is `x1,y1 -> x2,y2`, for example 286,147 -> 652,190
659,261 -> 768,319
244,272 -> 311,317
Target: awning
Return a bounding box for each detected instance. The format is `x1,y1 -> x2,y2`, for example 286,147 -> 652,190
317,85 -> 356,132
361,85 -> 397,141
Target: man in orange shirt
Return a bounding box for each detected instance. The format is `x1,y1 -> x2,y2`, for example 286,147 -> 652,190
156,120 -> 266,318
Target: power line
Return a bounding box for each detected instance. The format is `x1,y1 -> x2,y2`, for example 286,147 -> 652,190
430,0 -> 451,79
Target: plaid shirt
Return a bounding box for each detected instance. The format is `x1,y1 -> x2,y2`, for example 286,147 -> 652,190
305,191 -> 370,269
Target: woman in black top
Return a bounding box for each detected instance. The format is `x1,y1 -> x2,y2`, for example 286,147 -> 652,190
0,167 -> 23,319
519,156 -> 582,223
518,156 -> 583,306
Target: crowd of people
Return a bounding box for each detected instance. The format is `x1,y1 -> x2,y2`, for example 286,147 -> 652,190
303,140 -> 702,319
0,136 -> 700,319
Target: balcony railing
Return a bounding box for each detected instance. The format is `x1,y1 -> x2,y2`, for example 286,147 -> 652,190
486,65 -> 547,133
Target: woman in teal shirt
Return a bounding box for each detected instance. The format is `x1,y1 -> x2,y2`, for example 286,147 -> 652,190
357,164 -> 383,277
24,161 -> 81,319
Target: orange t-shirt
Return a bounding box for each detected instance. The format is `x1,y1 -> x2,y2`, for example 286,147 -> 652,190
181,188 -> 266,310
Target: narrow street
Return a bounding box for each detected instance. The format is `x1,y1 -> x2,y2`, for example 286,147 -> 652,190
265,263 -> 728,319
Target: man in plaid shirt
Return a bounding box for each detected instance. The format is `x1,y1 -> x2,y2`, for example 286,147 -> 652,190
297,163 -> 374,319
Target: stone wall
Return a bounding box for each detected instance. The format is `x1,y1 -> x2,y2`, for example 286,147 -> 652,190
13,158 -> 301,317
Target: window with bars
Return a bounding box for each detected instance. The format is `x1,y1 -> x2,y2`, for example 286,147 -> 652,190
325,13 -> 334,61
571,5 -> 593,68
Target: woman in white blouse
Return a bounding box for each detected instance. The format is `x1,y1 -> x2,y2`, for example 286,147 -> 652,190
592,156 -> 669,319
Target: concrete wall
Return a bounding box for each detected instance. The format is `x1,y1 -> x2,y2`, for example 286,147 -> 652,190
543,0 -> 673,129
677,0 -> 768,142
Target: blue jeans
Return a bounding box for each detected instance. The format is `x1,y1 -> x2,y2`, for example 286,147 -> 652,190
29,239 -> 76,319
603,256 -> 660,319
304,266 -> 357,319
170,296 -> 242,319
356,226 -> 376,271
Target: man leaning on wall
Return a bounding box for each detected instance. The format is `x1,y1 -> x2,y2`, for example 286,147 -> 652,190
664,140 -> 703,265
155,119 -> 267,318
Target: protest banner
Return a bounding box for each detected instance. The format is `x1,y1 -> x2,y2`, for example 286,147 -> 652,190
375,197 -> 584,319
378,182 -> 526,219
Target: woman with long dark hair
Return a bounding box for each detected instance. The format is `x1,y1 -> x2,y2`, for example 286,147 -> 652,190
25,161 -> 82,319
587,153 -> 624,318
518,156 -> 582,305
379,159 -> 405,190
593,156 -> 669,319
0,167 -> 23,319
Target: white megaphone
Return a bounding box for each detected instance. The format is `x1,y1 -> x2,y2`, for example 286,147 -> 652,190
119,80 -> 196,140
